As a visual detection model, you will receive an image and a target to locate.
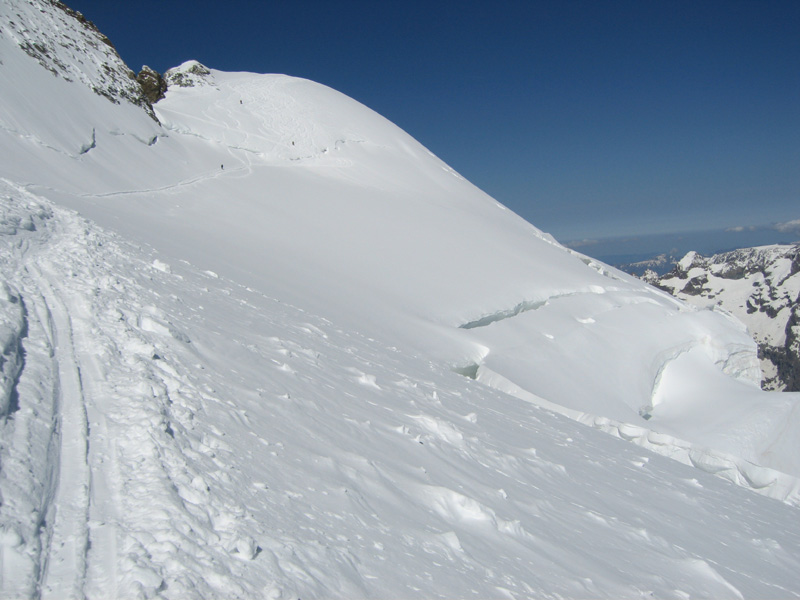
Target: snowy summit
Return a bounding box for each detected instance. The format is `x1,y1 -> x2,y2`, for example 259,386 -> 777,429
2,1 -> 800,598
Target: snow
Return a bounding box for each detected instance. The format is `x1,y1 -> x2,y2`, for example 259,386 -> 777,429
2,1 -> 800,597
678,251 -> 698,272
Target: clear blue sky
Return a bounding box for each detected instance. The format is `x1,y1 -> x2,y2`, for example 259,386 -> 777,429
66,0 -> 799,242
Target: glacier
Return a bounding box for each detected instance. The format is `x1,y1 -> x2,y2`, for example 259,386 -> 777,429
2,1 -> 800,598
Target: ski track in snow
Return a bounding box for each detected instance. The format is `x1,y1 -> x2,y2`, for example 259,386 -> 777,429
32,263 -> 91,600
0,182 -> 266,597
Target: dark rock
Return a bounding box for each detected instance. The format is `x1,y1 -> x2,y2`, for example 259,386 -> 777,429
716,265 -> 746,280
680,275 -> 708,296
137,66 -> 168,104
51,1 -> 115,48
165,61 -> 213,88
11,0 -> 161,122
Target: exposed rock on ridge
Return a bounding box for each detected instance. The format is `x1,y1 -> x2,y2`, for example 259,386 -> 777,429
136,66 -> 168,104
164,60 -> 214,88
1,0 -> 159,121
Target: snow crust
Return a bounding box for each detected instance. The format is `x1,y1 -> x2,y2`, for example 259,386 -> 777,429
2,1 -> 800,597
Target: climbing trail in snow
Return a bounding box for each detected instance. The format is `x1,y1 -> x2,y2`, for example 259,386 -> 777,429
157,69 -> 365,167
31,262 -> 91,600
1,181 -> 279,597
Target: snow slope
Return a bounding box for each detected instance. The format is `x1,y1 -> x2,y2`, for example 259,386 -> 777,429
58,63 -> 800,483
2,1 -> 800,597
3,176 -> 800,599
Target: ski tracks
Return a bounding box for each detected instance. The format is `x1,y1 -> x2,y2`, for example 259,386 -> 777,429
32,264 -> 91,600
3,184 -> 271,598
30,258 -> 128,599
1,184 -> 127,598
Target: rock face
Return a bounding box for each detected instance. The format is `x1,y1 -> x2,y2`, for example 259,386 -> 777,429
1,0 -> 158,120
645,244 -> 800,390
136,65 -> 168,104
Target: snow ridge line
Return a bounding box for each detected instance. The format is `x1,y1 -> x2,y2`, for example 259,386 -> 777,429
459,298 -> 549,329
0,123 -> 73,157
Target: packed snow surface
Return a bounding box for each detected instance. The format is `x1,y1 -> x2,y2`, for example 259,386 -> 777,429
2,1 -> 800,597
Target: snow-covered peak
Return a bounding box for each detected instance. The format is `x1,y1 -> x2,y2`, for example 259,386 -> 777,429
16,55 -> 785,490
3,4 -> 796,482
677,250 -> 699,272
164,60 -> 215,88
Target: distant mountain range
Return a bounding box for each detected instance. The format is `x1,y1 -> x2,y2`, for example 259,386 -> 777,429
569,226 -> 800,276
643,244 -> 800,391
616,252 -> 680,276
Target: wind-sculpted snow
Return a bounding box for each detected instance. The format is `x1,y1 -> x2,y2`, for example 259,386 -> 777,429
3,1 -> 800,596
474,361 -> 800,506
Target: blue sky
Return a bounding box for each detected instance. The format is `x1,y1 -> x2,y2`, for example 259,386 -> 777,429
67,0 -> 799,243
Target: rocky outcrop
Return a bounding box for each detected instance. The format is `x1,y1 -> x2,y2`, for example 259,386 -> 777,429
165,61 -> 214,88
137,66 -> 168,104
51,1 -> 114,46
2,0 -> 159,121
645,244 -> 800,391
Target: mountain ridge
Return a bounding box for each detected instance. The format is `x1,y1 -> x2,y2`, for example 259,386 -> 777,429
645,243 -> 800,391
